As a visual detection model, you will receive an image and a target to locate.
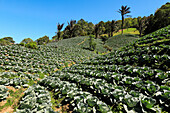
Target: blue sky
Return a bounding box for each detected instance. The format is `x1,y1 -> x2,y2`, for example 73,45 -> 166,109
0,0 -> 169,43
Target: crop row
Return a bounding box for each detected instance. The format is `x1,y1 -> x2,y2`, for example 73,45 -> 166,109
39,76 -> 112,113
0,85 -> 9,101
50,71 -> 169,112
15,85 -> 55,113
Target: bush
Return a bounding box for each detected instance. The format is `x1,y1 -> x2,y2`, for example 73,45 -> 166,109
89,35 -> 96,51
25,42 -> 37,49
36,35 -> 49,45
20,42 -> 25,46
100,34 -> 109,44
0,39 -> 11,46
20,38 -> 33,44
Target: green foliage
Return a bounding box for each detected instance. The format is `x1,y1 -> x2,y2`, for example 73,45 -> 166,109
144,2 -> 170,34
36,35 -> 49,45
136,16 -> 148,37
0,39 -> 11,46
20,38 -> 33,44
118,5 -> 131,34
89,35 -> 96,51
25,41 -> 37,49
105,34 -> 137,50
100,34 -> 109,44
2,37 -> 15,43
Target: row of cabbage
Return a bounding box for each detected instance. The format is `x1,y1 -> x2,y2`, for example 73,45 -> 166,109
136,25 -> 170,45
39,76 -> 112,113
50,68 -> 169,112
0,44 -> 97,74
0,85 -> 9,101
15,85 -> 56,113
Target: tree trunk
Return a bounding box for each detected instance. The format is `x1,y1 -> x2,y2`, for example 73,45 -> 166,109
121,15 -> 124,34
57,31 -> 60,41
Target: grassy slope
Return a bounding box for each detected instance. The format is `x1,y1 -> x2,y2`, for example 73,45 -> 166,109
113,28 -> 140,36
105,34 -> 138,50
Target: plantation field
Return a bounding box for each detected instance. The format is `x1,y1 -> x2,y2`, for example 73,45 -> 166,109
105,34 -> 138,50
0,25 -> 170,113
51,34 -> 138,53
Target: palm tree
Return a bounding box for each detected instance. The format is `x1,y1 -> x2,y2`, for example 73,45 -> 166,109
118,5 -> 131,34
66,20 -> 76,38
56,23 -> 64,41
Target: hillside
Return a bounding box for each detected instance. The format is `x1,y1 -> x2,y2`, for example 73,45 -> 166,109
49,33 -> 138,53
0,25 -> 169,113
105,34 -> 138,50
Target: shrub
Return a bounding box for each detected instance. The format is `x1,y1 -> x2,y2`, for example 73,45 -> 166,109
0,39 -> 11,46
100,34 -> 109,44
25,42 -> 37,49
89,35 -> 96,51
20,38 -> 33,45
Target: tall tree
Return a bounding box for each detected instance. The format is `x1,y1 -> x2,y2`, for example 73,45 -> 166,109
87,22 -> 95,35
118,5 -> 131,34
110,20 -> 118,36
77,19 -> 88,36
105,21 -> 112,37
56,23 -> 64,41
125,20 -> 130,31
65,20 -> 77,38
94,24 -> 100,38
136,16 -> 148,37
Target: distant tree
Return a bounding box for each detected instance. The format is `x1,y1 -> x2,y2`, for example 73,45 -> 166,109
2,37 -> 15,43
116,20 -> 122,30
118,5 -> 131,34
36,35 -> 49,45
0,39 -> 11,46
100,34 -> 109,44
94,24 -> 100,38
144,14 -> 154,34
105,21 -> 112,37
52,35 -> 57,40
65,20 -> 77,38
20,38 -> 33,45
55,23 -> 64,42
125,20 -> 130,31
25,41 -> 37,49
144,2 -> 170,34
77,19 -> 89,36
98,21 -> 105,35
132,18 -> 138,27
136,16 -> 148,37
87,22 -> 95,35
110,20 -> 118,36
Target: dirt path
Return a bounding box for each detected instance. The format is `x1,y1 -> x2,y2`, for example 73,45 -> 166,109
77,38 -> 87,45
0,86 -> 26,113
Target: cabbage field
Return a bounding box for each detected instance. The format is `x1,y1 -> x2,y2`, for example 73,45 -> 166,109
0,25 -> 170,113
